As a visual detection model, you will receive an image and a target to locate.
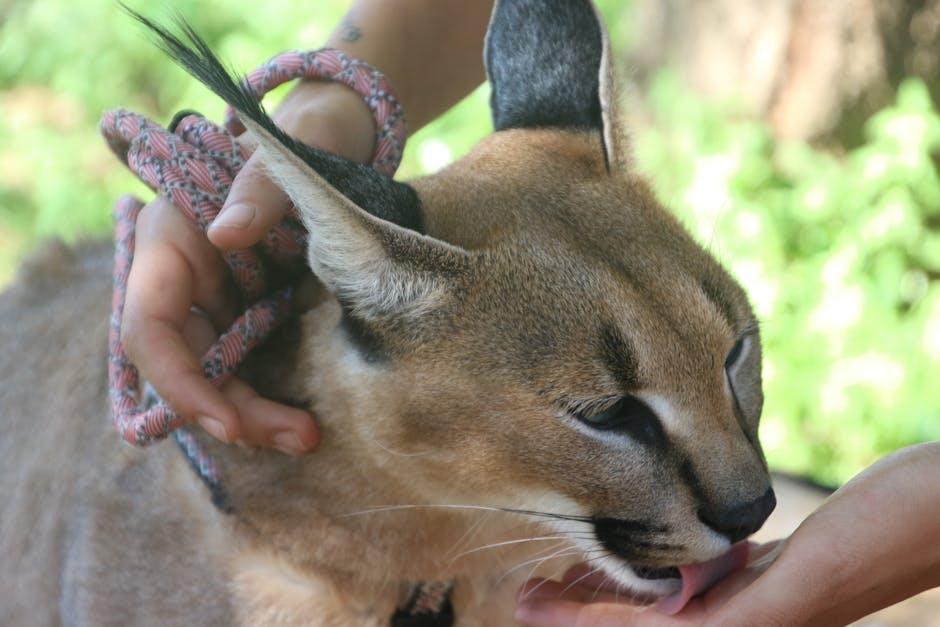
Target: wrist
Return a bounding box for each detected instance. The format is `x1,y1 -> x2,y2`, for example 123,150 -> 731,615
273,79 -> 376,165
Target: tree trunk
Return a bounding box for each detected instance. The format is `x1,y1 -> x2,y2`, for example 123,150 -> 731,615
627,0 -> 940,146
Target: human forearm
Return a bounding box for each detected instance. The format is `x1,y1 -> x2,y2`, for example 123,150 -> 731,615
325,0 -> 492,131
267,0 -> 491,184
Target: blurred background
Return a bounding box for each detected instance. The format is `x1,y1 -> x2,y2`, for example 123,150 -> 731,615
0,0 -> 938,488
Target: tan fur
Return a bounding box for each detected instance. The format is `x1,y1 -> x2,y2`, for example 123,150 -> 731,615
0,241 -> 529,625
1,6 -> 771,623
0,128 -> 768,625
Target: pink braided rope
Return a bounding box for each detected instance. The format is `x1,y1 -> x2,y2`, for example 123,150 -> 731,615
225,48 -> 406,177
102,48 -> 406,446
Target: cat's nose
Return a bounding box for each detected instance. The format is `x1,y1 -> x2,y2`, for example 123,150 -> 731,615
698,487 -> 776,543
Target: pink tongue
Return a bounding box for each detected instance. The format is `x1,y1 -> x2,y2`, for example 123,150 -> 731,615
655,542 -> 749,615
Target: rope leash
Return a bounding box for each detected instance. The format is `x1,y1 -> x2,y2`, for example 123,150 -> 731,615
102,48 -> 405,448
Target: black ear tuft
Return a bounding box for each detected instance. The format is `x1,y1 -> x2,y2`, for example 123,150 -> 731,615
124,7 -> 424,233
485,0 -> 605,133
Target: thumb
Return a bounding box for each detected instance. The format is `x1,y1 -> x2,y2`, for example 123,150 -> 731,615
208,152 -> 291,251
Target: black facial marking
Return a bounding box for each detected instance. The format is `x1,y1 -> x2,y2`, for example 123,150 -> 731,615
632,565 -> 680,580
340,309 -> 388,363
677,458 -> 708,506
628,538 -> 682,552
128,9 -> 424,234
486,0 -> 604,133
592,518 -> 661,535
575,396 -> 666,449
725,338 -> 744,370
597,324 -> 640,390
592,517 -> 677,563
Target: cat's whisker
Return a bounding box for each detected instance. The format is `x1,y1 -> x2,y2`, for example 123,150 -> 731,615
497,546 -> 579,586
520,545 -> 579,596
444,509 -> 500,559
591,570 -> 614,602
340,504 -> 507,517
520,561 -> 573,602
340,503 -> 594,524
559,564 -> 603,596
448,535 -> 568,563
514,539 -> 575,564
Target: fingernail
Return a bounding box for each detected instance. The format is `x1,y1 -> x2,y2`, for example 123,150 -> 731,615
272,431 -> 305,456
212,203 -> 255,230
197,416 -> 230,443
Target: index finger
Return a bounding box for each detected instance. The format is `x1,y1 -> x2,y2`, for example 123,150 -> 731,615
207,153 -> 291,251
121,234 -> 241,443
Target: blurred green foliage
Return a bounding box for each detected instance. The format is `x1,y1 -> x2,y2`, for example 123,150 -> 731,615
638,74 -> 940,484
0,0 -> 936,485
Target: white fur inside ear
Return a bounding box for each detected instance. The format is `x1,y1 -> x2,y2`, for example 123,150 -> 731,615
240,118 -> 448,319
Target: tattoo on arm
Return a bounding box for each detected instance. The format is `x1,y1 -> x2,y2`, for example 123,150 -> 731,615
340,16 -> 362,43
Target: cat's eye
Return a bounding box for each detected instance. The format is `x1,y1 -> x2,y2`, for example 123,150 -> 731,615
725,337 -> 746,372
575,396 -> 665,446
724,334 -> 763,424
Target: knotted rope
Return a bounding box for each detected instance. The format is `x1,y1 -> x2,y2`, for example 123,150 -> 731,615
102,48 -> 406,448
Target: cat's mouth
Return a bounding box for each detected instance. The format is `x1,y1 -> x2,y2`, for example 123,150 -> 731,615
593,542 -> 749,614
586,515 -> 749,613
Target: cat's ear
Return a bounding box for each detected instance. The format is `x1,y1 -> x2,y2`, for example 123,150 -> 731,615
485,0 -> 624,169
245,125 -> 471,319
137,13 -> 473,320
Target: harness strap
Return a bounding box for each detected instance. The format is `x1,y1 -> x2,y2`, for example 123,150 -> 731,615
391,582 -> 455,627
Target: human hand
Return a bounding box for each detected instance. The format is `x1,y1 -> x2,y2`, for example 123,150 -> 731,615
514,542 -> 780,627
515,442 -> 940,626
121,80 -> 375,452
